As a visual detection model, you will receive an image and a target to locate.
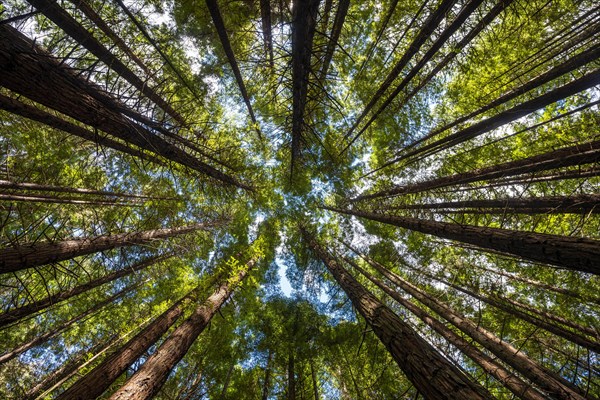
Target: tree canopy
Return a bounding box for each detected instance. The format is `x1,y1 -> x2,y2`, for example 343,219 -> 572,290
0,0 -> 599,398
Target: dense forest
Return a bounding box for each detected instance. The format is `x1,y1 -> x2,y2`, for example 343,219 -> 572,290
0,0 -> 599,398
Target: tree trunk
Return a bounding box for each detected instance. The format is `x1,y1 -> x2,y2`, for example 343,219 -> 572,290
354,0 -> 487,141
355,139 -> 600,202
260,0 -> 274,67
302,228 -> 493,400
205,0 -> 260,138
0,94 -> 166,167
0,193 -> 140,207
262,350 -> 272,400
65,0 -> 153,76
327,207 -> 600,275
25,0 -> 185,125
319,0 -> 350,81
342,0 -> 455,149
0,25 -> 250,190
0,254 -> 171,327
25,334 -> 122,399
290,0 -> 321,174
396,67 -> 600,163
310,359 -> 319,400
108,258 -> 256,400
349,249 -> 590,400
288,353 -> 296,400
387,193 -> 600,214
343,256 -> 546,400
0,222 -> 216,274
0,283 -> 137,364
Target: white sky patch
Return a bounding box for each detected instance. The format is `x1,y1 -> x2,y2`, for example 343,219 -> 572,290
276,256 -> 293,297
181,36 -> 203,75
248,212 -> 266,242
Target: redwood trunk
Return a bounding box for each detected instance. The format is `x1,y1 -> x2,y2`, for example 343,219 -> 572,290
0,284 -> 136,364
0,223 -> 214,273
0,255 -> 171,327
329,207 -> 600,274
58,291 -> 193,400
351,250 -> 589,400
303,229 -> 493,400
344,256 -> 546,400
108,259 -> 256,400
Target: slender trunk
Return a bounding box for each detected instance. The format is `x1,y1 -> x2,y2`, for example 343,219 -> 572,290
343,256 -> 546,400
205,0 -> 260,138
469,263 -> 600,306
0,179 -> 175,200
349,249 -> 590,400
387,193 -> 600,214
108,258 -> 256,400
303,229 -> 493,399
0,283 -> 136,364
0,94 -> 165,167
354,140 -> 600,201
0,254 -> 171,327
0,193 -> 139,207
310,359 -> 319,400
260,0 -> 274,67
65,0 -> 152,76
221,358 -> 235,397
25,0 -> 185,125
25,334 -> 122,400
329,207 -> 600,274
0,25 -> 250,190
0,222 -> 216,274
437,277 -> 600,352
354,0 -> 487,141
288,353 -> 296,400
397,67 -> 600,163
290,0 -> 321,174
319,0 -> 350,81
342,0 -> 455,147
262,350 -> 272,400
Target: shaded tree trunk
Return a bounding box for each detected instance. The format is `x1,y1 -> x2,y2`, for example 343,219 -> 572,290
260,0 -> 274,67
108,258 -> 257,400
310,359 -> 319,400
349,249 -> 590,400
319,0 -> 350,81
0,222 -> 216,273
205,0 -> 260,138
0,193 -> 139,207
288,353 -> 296,400
0,24 -> 250,190
328,206 -> 600,274
0,283 -> 137,364
302,228 -> 493,400
387,193 -> 600,214
262,350 -> 273,400
0,94 -> 165,167
25,334 -> 122,399
343,256 -> 546,400
25,0 -> 185,125
290,0 -> 321,174
342,0 -> 455,148
354,139 -> 600,202
0,254 -> 172,327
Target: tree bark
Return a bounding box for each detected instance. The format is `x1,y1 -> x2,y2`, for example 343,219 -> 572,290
261,350 -> 272,400
354,140 -> 600,201
328,207 -> 600,275
387,193 -> 600,214
0,193 -> 139,207
108,258 -> 256,400
310,359 -> 319,400
290,0 -> 321,174
57,289 -> 196,400
25,334 -> 122,400
343,256 -> 546,400
260,0 -> 274,67
0,283 -> 137,364
0,24 -> 250,190
25,0 -> 185,125
303,229 -> 494,400
287,353 -> 296,400
0,222 -> 216,274
0,254 -> 171,327
342,0 -> 456,149
0,94 -> 165,167
348,249 -> 590,400
205,0 -> 260,138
